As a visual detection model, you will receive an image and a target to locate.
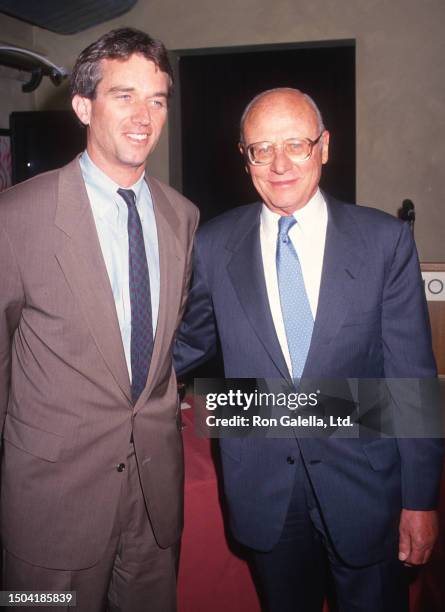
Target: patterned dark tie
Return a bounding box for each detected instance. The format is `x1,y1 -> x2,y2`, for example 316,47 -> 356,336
117,188 -> 153,403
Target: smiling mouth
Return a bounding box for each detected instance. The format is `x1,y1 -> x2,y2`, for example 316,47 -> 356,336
126,133 -> 149,142
270,179 -> 299,188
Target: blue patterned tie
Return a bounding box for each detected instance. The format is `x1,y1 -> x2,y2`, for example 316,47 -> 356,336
118,188 -> 153,403
276,216 -> 314,379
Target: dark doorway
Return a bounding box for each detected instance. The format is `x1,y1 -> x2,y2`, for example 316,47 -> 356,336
170,40 -> 355,222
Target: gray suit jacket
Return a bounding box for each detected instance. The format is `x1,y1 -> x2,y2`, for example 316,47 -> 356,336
0,157 -> 199,570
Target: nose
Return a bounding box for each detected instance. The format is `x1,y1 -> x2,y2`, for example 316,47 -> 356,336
132,102 -> 151,126
269,146 -> 293,174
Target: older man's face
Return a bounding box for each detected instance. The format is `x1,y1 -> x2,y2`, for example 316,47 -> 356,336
242,91 -> 329,215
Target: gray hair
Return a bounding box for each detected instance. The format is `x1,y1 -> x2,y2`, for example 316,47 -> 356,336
239,87 -> 325,143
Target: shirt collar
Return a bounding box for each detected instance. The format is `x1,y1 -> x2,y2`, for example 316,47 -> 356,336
79,151 -> 146,220
260,188 -> 326,239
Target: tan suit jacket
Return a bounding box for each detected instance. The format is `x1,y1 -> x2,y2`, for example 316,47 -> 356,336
0,157 -> 199,570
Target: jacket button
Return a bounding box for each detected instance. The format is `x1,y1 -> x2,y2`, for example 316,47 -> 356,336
286,456 -> 295,465
116,463 -> 126,472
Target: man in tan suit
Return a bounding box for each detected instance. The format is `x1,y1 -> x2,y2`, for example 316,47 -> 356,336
0,28 -> 198,611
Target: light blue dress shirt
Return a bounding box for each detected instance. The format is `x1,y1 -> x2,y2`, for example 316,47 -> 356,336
79,151 -> 160,382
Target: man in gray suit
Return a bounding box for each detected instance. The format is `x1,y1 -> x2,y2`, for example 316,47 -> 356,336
0,28 -> 198,611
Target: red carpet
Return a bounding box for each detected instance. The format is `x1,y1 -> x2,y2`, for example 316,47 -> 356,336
178,405 -> 445,612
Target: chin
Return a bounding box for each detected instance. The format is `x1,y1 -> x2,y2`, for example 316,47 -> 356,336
119,145 -> 153,165
119,154 -> 149,168
272,201 -> 300,214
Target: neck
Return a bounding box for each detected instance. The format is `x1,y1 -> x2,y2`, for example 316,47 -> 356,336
86,148 -> 145,187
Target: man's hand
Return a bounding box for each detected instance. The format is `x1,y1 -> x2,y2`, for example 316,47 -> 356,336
398,509 -> 438,565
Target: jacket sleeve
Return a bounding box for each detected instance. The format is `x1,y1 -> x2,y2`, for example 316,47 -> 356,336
0,225 -> 25,437
174,233 -> 218,376
175,206 -> 200,328
381,221 -> 443,509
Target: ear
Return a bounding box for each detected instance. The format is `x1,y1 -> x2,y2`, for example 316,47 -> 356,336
238,143 -> 250,174
72,95 -> 92,126
321,130 -> 330,165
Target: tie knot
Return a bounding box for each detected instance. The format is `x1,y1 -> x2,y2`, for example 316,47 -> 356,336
278,215 -> 296,242
117,188 -> 136,209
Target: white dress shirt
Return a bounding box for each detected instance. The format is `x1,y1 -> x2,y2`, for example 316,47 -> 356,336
260,188 -> 328,377
79,151 -> 160,382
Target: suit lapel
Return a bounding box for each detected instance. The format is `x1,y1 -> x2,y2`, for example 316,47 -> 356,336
226,205 -> 291,381
135,177 -> 183,408
54,159 -> 132,403
304,198 -> 364,377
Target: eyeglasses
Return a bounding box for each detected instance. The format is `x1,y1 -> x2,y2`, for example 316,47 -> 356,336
240,133 -> 324,166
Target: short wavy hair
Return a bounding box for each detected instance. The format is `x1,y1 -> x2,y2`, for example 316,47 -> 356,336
70,27 -> 173,99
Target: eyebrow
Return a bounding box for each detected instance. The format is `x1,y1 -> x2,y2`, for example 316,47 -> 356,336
107,86 -> 168,97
